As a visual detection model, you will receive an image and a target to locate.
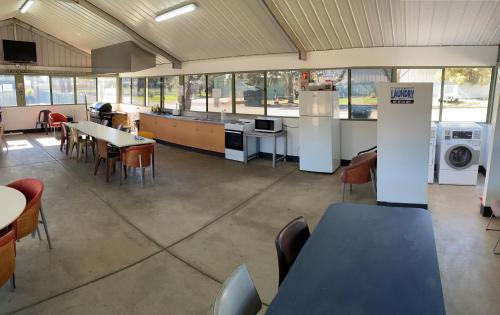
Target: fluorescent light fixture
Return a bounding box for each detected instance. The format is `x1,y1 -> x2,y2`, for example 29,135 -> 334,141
20,0 -> 34,13
155,3 -> 197,22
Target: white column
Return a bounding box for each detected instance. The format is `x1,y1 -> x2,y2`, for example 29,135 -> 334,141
482,67 -> 500,216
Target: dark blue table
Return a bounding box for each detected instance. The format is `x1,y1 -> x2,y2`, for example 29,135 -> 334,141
267,203 -> 445,315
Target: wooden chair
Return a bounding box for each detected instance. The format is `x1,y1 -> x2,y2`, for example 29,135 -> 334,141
35,109 -> 51,134
60,124 -> 70,155
48,113 -> 67,138
0,123 -> 7,153
275,216 -> 310,286
213,265 -> 262,315
121,144 -> 155,187
94,139 -> 121,182
0,229 -> 16,289
6,178 -> 52,249
485,199 -> 500,255
341,151 -> 377,202
69,128 -> 94,161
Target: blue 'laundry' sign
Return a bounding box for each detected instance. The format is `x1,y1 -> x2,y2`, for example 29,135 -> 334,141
390,87 -> 415,104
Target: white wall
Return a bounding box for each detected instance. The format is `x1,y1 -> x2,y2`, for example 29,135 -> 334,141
2,105 -> 87,131
122,46 -> 498,77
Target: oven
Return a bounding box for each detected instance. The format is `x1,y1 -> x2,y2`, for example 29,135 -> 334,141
225,130 -> 244,151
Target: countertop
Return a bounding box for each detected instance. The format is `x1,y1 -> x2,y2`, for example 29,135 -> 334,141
141,112 -> 225,125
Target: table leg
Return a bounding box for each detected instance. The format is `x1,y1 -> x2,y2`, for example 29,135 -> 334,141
284,133 -> 287,163
244,134 -> 248,164
273,136 -> 276,168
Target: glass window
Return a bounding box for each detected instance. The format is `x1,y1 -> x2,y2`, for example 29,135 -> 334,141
132,78 -> 145,106
208,73 -> 233,113
185,74 -> 206,112
97,77 -> 117,103
164,76 -> 180,110
310,69 -> 348,118
397,69 -> 442,121
51,77 -> 75,104
24,75 -> 50,105
147,77 -> 162,107
0,75 -> 17,107
76,77 -> 97,104
442,68 -> 492,122
351,69 -> 392,119
121,78 -> 131,104
235,72 -> 265,115
266,70 -> 300,117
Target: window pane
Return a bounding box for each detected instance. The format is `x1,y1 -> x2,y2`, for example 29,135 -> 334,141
51,77 -> 75,104
97,77 -> 117,103
351,69 -> 392,119
132,78 -> 145,106
208,73 -> 233,113
266,70 -> 300,117
235,72 -> 264,115
24,75 -> 50,105
164,76 -> 180,110
121,78 -> 131,104
397,69 -> 442,121
147,77 -> 161,107
0,75 -> 17,107
310,69 -> 348,118
76,77 -> 96,104
185,74 -> 206,112
442,68 -> 492,122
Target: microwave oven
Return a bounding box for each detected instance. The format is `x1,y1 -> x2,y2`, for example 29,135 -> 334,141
254,117 -> 283,133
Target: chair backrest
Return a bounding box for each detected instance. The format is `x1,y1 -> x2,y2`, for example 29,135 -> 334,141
214,265 -> 262,315
95,138 -> 110,158
6,178 -> 44,239
275,216 -> 310,286
61,125 -> 70,139
101,119 -> 109,126
38,110 -> 51,123
341,152 -> 377,184
70,128 -> 79,143
49,113 -> 68,124
122,144 -> 154,168
138,130 -> 154,139
0,230 -> 15,287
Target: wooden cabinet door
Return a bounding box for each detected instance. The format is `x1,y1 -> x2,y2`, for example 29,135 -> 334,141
140,114 -> 157,135
210,125 -> 225,153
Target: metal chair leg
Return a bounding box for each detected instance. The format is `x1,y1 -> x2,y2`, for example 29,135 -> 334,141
36,225 -> 42,241
494,237 -> 500,255
139,153 -> 144,188
370,168 -> 377,196
10,274 -> 15,290
39,205 -> 52,249
150,153 -> 154,185
342,183 -> 346,202
485,213 -> 500,231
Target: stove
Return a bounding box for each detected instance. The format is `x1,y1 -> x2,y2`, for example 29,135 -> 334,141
224,119 -> 256,162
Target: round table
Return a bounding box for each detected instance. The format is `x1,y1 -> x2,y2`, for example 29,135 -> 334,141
0,186 -> 26,230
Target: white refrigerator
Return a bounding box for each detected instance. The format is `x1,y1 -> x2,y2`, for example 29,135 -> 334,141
299,91 -> 341,173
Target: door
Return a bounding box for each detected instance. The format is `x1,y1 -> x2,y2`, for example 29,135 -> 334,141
225,130 -> 244,151
445,144 -> 478,170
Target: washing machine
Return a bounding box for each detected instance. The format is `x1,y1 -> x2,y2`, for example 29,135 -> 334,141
428,122 -> 437,183
436,122 -> 482,185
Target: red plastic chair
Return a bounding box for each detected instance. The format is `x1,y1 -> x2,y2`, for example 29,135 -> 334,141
7,178 -> 52,249
48,113 -> 68,138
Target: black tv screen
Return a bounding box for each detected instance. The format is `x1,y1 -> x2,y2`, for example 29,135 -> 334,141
3,40 -> 37,63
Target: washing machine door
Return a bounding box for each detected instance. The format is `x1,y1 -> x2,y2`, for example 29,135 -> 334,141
445,144 -> 479,170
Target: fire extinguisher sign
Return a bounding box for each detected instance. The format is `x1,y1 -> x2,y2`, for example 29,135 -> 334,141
390,87 -> 415,104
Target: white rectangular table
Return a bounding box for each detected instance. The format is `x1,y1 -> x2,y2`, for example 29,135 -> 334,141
65,121 -> 155,148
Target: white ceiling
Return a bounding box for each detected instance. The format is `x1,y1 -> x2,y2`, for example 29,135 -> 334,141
1,0 -> 499,65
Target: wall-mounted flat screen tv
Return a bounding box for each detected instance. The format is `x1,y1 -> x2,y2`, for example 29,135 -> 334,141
2,40 -> 37,63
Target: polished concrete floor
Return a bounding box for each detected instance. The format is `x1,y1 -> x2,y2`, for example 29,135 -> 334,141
0,133 -> 499,315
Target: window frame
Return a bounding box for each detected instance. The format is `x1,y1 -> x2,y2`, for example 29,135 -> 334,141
76,76 -> 97,105
24,74 -> 52,106
50,75 -> 76,105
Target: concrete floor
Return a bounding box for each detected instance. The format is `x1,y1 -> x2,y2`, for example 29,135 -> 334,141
0,133 -> 499,315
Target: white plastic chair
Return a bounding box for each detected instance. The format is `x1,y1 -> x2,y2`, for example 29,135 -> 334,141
214,265 -> 262,315
485,199 -> 500,255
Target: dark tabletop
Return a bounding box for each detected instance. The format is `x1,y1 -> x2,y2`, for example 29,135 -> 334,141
267,203 -> 445,315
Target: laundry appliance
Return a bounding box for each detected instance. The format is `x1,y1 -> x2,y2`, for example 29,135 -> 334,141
437,122 -> 482,185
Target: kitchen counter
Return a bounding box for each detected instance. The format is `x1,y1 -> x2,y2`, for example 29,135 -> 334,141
140,113 -> 225,153
141,112 -> 225,125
